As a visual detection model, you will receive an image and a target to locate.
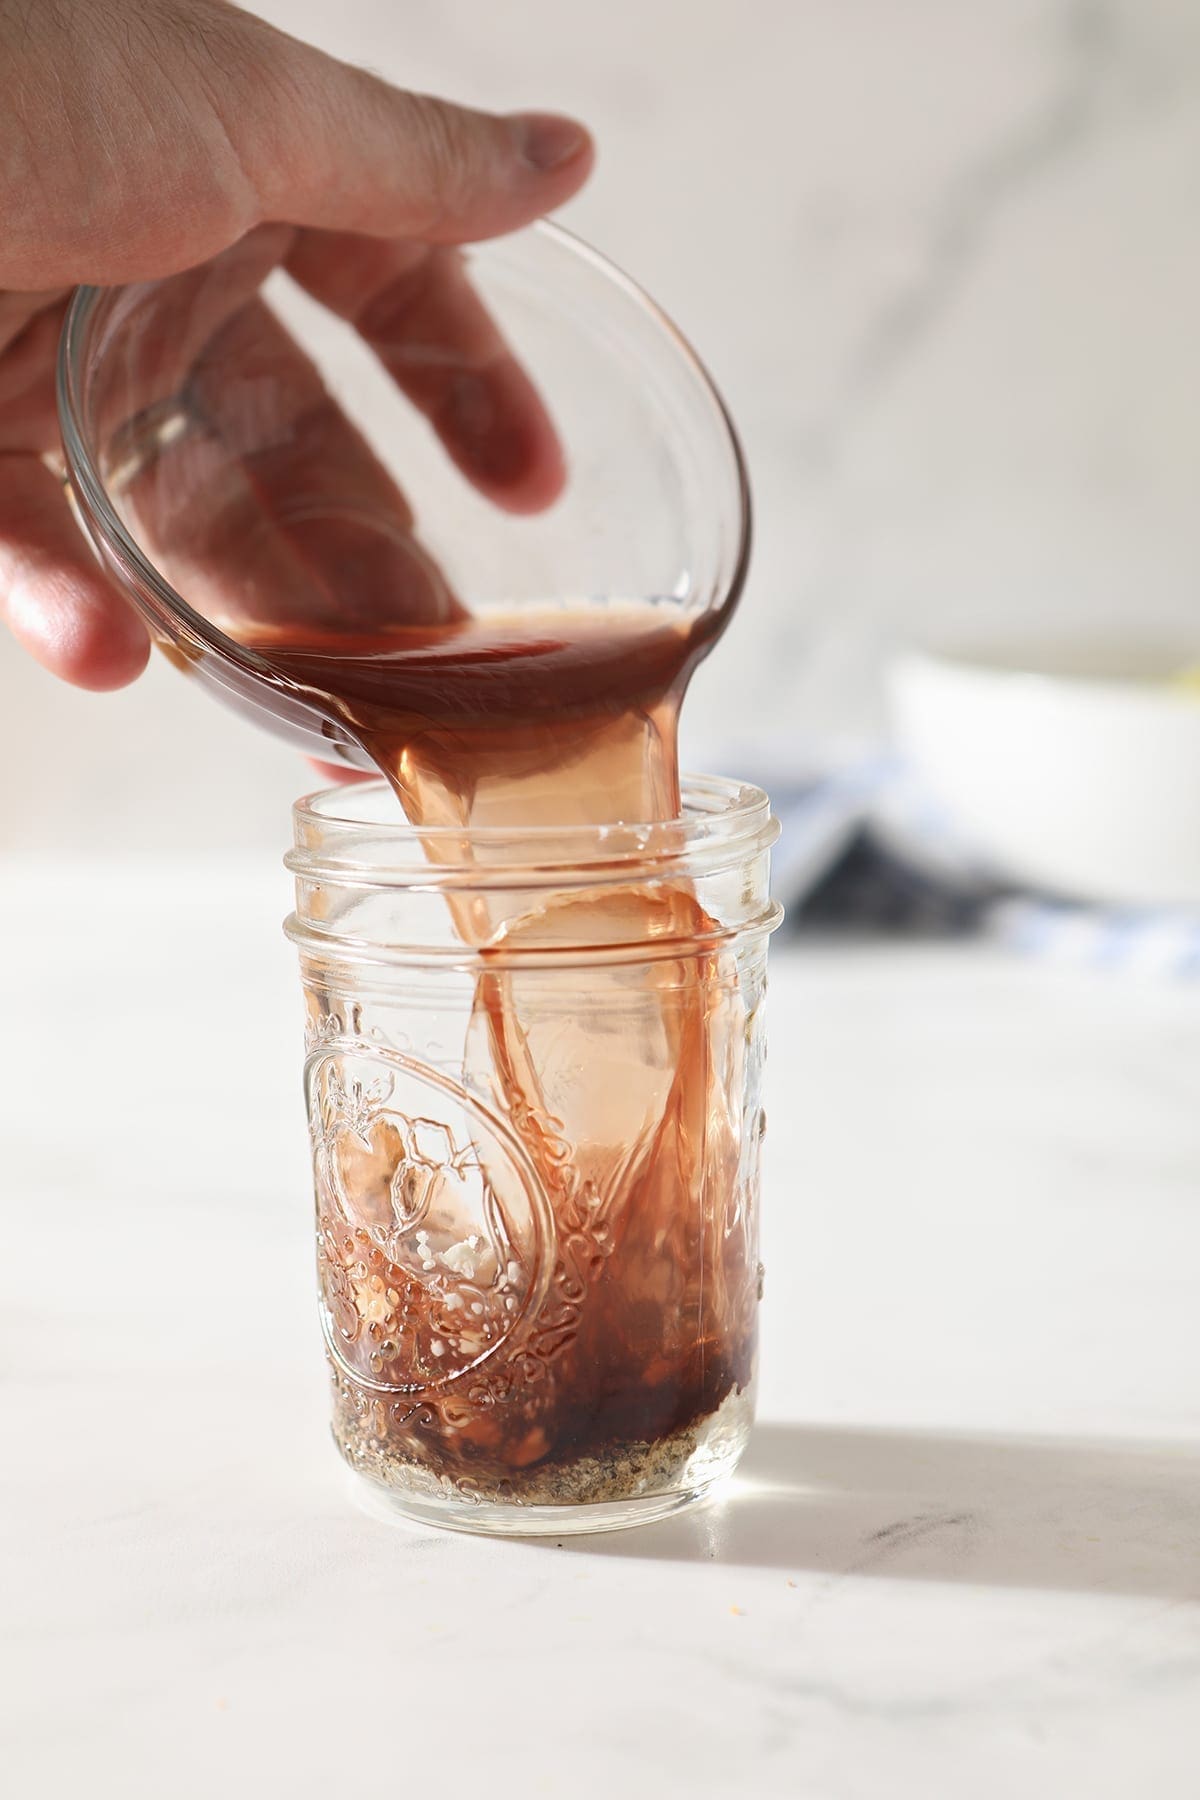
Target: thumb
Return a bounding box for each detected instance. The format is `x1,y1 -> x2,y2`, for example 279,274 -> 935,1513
245,44 -> 594,243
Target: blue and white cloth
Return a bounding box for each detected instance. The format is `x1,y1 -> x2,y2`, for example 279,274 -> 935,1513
767,760 -> 1200,980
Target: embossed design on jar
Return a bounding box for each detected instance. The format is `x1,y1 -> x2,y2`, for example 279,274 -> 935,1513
307,1045 -> 555,1397
303,1006 -> 345,1055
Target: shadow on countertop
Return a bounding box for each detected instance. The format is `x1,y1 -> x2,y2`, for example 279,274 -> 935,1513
559,1422 -> 1200,1600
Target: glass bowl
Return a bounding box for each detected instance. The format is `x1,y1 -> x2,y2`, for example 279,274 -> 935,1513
57,221 -> 750,770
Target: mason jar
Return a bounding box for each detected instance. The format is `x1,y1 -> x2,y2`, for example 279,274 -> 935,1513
285,775 -> 781,1535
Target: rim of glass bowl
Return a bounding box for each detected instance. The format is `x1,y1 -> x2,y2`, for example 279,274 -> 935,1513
56,220 -> 752,687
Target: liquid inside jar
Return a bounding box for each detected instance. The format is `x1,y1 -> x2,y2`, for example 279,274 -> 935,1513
275,602 -> 761,1509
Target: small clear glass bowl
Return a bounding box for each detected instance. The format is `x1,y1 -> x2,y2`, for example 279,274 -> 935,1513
57,221 -> 751,770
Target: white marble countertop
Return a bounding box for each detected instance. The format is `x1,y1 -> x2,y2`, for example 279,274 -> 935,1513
3,861 -> 1199,1797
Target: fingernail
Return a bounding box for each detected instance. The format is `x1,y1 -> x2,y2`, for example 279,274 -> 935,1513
511,112 -> 591,174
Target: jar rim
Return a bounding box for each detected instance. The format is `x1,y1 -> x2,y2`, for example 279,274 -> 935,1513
287,772 -> 780,888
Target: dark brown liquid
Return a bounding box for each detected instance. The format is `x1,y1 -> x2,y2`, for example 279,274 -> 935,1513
254,606 -> 712,821
268,605 -> 758,1501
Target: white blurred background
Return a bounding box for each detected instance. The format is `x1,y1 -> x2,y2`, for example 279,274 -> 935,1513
3,0 -> 1199,851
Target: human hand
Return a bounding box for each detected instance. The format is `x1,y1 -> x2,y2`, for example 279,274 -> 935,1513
0,0 -> 592,689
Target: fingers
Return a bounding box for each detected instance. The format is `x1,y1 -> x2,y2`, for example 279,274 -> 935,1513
286,233 -> 565,513
0,289 -> 67,357
122,299 -> 459,638
92,225 -> 295,428
0,294 -> 70,454
187,299 -> 415,536
0,454 -> 149,689
186,298 -> 460,631
244,34 -> 593,245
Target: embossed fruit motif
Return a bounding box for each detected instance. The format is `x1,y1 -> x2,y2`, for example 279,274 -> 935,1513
308,1046 -> 548,1395
303,956 -> 762,1505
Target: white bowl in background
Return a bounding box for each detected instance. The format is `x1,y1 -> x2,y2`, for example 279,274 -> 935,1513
887,643 -> 1200,907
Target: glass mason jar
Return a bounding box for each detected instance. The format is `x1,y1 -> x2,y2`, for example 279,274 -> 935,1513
285,775 -> 781,1535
